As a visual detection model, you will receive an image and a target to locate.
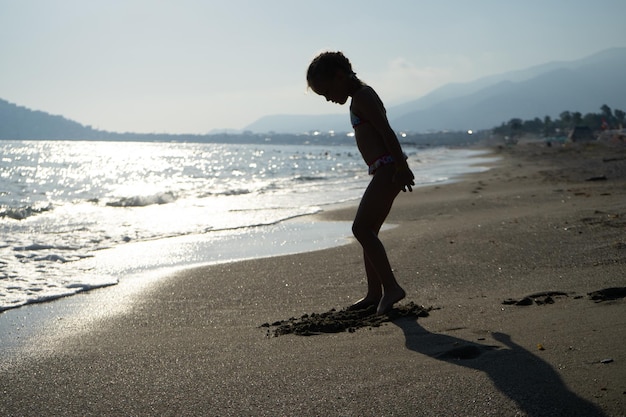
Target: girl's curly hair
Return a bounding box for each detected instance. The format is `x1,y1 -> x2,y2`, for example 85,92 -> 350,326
306,51 -> 355,88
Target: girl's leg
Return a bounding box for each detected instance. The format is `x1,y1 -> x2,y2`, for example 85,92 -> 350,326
351,164 -> 405,314
348,253 -> 382,310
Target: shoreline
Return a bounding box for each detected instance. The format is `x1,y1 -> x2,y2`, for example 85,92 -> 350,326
0,149 -> 498,316
0,146 -> 497,316
1,142 -> 625,416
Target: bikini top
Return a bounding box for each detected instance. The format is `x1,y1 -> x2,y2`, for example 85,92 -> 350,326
350,110 -> 368,128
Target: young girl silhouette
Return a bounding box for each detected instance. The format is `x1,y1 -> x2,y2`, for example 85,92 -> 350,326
307,51 -> 415,314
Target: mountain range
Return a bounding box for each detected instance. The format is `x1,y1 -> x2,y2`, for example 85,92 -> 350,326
1,47 -> 625,140
245,47 -> 626,133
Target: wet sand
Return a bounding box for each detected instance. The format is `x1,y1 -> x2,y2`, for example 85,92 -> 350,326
1,141 -> 625,416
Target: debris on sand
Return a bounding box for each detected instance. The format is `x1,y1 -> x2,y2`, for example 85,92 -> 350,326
503,287 -> 626,306
588,287 -> 626,302
502,291 -> 570,306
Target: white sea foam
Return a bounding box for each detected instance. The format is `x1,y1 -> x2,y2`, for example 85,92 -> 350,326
0,140 -> 497,312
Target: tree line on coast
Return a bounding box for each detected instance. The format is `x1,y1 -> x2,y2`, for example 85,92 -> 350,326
492,104 -> 625,139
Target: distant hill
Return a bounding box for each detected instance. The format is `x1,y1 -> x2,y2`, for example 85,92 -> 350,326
0,98 -> 104,140
0,99 -> 351,145
245,47 -> 626,133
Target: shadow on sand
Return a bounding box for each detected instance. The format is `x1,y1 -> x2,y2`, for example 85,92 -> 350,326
263,302 -> 608,416
394,317 -> 607,417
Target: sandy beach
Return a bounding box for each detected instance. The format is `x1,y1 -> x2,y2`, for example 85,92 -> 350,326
1,141 -> 625,416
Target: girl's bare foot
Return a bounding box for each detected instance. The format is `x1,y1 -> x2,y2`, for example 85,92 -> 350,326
346,296 -> 380,311
376,287 -> 406,315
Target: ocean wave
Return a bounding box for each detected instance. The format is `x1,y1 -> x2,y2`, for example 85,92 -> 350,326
106,191 -> 177,207
228,206 -> 285,213
292,175 -> 327,182
14,243 -> 56,251
0,204 -> 53,220
0,275 -> 118,313
198,188 -> 251,198
221,188 -> 252,196
201,207 -> 322,233
257,182 -> 280,194
33,254 -> 70,263
13,242 -> 86,252
12,251 -> 92,263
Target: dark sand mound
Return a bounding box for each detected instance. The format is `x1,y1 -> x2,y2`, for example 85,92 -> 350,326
262,301 -> 431,337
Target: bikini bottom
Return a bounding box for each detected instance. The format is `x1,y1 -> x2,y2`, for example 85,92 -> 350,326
368,153 -> 407,175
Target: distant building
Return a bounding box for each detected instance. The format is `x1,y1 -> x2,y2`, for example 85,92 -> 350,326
598,128 -> 626,144
568,126 -> 595,142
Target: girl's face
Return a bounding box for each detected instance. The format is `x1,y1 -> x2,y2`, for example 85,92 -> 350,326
311,71 -> 350,105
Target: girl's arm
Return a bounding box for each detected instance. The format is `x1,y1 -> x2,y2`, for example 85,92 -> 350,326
352,88 -> 415,191
352,88 -> 407,165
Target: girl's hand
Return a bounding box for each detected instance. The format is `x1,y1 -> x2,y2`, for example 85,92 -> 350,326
394,166 -> 415,192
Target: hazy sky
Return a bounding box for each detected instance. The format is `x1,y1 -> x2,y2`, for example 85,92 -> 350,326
2,0 -> 625,134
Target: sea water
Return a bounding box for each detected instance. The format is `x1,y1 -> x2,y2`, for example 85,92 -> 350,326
0,140 -> 497,312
